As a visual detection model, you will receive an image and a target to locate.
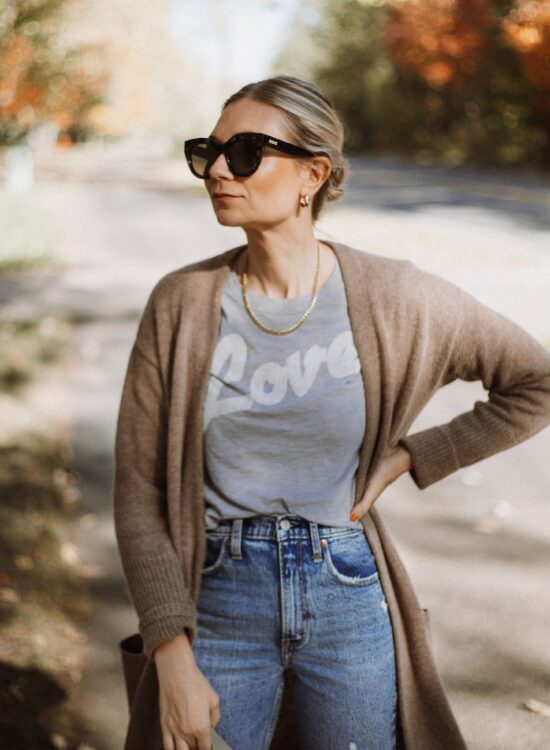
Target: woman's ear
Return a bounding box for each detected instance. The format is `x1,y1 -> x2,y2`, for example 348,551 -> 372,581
305,155 -> 333,194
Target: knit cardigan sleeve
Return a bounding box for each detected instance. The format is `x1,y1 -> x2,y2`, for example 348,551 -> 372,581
398,266 -> 550,490
112,282 -> 197,661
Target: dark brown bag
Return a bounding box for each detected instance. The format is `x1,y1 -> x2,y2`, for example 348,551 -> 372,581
119,633 -> 147,712
119,632 -> 233,750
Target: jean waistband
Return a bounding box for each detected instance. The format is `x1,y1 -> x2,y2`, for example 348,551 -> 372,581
208,513 -> 363,542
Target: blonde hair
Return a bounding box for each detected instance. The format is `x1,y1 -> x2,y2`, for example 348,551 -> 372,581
222,75 -> 349,223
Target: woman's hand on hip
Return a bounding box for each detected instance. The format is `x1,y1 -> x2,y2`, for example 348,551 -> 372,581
350,444 -> 413,522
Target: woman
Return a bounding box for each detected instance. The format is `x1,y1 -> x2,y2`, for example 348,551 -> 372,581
113,75 -> 550,750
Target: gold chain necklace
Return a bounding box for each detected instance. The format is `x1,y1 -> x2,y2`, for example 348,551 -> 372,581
240,239 -> 321,335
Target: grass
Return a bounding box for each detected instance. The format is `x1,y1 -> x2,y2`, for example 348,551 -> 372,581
0,252 -> 59,275
0,316 -> 72,391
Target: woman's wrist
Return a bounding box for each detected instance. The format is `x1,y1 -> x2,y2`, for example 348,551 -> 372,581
394,444 -> 413,474
153,630 -> 196,667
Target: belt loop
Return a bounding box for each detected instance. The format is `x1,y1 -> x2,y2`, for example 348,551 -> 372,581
309,521 -> 323,562
230,518 -> 243,559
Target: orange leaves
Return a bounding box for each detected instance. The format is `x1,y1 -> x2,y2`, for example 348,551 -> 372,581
382,0 -> 550,96
0,35 -> 41,114
501,0 -> 550,90
0,1 -> 111,144
382,0 -> 494,89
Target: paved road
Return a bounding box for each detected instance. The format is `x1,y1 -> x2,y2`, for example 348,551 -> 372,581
4,145 -> 550,749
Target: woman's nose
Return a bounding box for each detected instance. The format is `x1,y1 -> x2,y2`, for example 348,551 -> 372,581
208,151 -> 233,180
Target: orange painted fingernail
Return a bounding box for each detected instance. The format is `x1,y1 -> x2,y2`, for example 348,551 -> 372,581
350,512 -> 358,521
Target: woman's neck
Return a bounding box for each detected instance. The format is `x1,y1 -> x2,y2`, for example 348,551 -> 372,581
234,237 -> 336,300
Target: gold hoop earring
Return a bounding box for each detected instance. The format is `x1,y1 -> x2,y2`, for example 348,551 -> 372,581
299,194 -> 310,207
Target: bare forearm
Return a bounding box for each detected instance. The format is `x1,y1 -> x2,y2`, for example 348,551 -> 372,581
396,444 -> 413,474
389,443 -> 413,475
153,629 -> 196,668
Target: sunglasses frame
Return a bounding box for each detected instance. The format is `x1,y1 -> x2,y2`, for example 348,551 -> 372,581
183,131 -> 328,179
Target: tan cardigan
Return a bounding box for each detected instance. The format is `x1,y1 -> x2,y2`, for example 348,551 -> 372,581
113,240 -> 550,750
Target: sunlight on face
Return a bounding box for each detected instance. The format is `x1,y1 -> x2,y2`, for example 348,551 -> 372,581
205,99 -> 309,230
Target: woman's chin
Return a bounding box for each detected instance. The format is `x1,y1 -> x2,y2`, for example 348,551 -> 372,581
215,212 -> 242,227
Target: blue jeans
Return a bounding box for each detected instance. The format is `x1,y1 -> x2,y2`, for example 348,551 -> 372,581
193,513 -> 398,750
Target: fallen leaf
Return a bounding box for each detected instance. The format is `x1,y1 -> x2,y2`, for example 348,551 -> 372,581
0,571 -> 12,585
520,699 -> 550,718
14,554 -> 33,570
60,542 -> 80,565
0,587 -> 20,603
471,518 -> 500,535
461,469 -> 484,486
50,733 -> 69,750
491,500 -> 513,518
76,563 -> 105,579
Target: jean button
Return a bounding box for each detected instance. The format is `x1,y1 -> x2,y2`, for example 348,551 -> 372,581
280,519 -> 291,530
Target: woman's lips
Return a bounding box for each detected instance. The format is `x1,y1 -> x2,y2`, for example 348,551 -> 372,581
214,194 -> 239,201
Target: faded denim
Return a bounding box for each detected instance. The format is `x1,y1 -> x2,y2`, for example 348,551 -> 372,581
193,513 -> 398,750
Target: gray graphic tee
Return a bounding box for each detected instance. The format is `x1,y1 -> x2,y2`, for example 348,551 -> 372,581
203,256 -> 366,531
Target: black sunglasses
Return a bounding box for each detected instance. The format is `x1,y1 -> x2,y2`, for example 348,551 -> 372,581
184,131 -> 328,179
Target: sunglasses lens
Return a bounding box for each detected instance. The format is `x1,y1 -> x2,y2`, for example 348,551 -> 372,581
186,135 -> 262,178
229,137 -> 261,175
189,141 -> 218,177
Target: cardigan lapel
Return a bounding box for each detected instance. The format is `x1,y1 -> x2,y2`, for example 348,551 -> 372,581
180,244 -> 245,563
329,241 -> 383,505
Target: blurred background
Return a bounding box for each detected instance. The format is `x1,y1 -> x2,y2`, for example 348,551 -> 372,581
1,1 -> 549,749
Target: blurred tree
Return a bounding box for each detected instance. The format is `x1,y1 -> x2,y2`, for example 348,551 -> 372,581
0,0 -> 109,146
381,0 -> 494,89
501,0 -> 550,133
276,0 -> 400,151
381,0 -> 547,164
273,0 -> 549,168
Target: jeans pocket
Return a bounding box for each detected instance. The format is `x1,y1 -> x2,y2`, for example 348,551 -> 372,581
202,533 -> 228,575
323,531 -> 380,586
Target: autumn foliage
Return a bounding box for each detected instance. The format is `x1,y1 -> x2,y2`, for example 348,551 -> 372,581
501,0 -> 550,117
301,0 -> 549,165
0,0 -> 109,145
381,0 -> 495,89
382,0 -> 550,122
